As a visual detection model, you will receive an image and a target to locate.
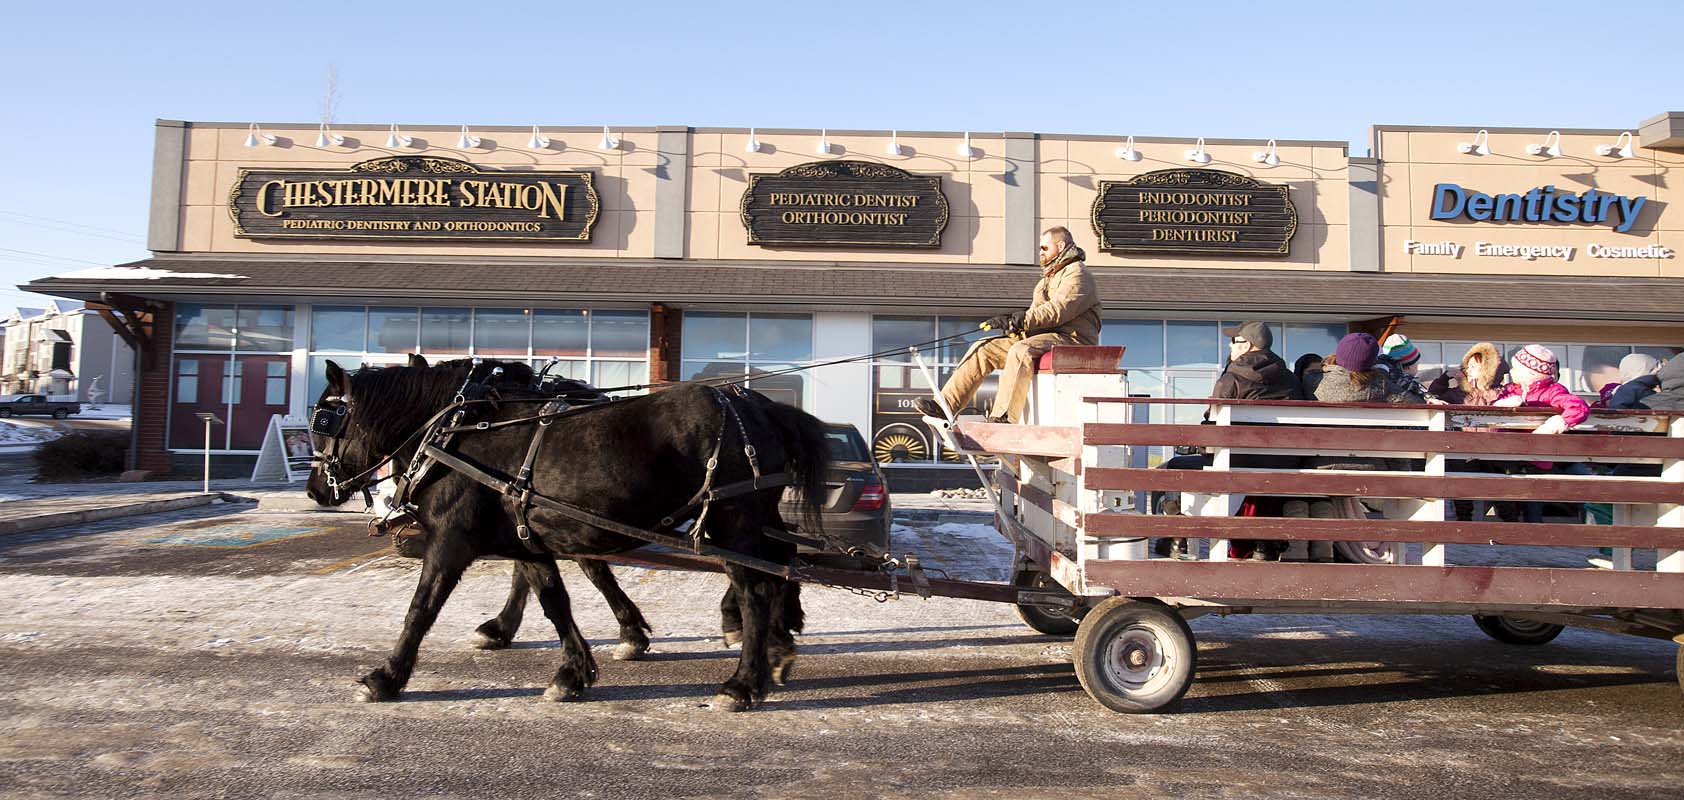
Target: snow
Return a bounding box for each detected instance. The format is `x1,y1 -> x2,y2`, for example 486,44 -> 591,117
51,266 -> 246,280
0,420 -> 60,446
75,404 -> 132,420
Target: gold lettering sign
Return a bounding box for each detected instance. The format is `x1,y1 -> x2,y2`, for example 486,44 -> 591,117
742,161 -> 948,248
1091,169 -> 1296,256
228,156 -> 599,242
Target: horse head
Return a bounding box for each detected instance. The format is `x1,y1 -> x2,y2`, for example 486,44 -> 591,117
305,359 -> 381,507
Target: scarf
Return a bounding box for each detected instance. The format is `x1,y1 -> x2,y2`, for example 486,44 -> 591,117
1041,244 -> 1086,278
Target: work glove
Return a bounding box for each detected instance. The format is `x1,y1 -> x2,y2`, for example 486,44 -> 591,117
1007,310 -> 1027,334
980,313 -> 1014,332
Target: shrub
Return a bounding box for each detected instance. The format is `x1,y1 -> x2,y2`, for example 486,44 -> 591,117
33,430 -> 129,480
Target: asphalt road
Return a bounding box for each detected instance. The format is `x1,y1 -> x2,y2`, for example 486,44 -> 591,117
0,505 -> 1680,799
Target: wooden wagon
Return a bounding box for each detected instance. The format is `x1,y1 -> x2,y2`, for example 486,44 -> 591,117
942,346 -> 1684,713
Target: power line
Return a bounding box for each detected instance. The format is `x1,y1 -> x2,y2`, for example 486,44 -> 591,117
0,210 -> 145,242
0,247 -> 105,266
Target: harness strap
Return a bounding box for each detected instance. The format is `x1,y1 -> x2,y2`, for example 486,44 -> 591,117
509,404 -> 559,554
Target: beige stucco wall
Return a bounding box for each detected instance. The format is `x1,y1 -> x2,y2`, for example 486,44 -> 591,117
1036,137 -> 1351,271
1376,127 -> 1682,278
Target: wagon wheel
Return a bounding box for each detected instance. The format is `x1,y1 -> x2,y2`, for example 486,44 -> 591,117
1676,645 -> 1683,695
1472,614 -> 1564,646
1012,569 -> 1084,637
1073,597 -> 1196,713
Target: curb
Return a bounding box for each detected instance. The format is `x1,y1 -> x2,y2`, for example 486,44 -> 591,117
0,492 -> 248,536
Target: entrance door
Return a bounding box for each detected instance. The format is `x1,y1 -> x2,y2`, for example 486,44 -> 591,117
168,355 -> 231,450
229,356 -> 291,450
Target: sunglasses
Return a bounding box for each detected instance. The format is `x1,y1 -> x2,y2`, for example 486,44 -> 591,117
1230,337 -> 1248,345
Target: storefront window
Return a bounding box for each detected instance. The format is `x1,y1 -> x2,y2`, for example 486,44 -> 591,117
869,315 -> 995,465
420,307 -> 471,353
682,312 -> 749,361
368,308 -> 419,353
170,304 -> 295,451
1166,321 -> 1220,369
1282,323 -> 1344,364
870,316 -> 933,363
473,308 -> 530,356
174,304 -> 236,349
591,310 -> 651,359
532,310 -> 588,357
681,312 -> 812,408
1102,320 -> 1164,368
748,314 -> 814,362
311,306 -> 365,352
236,306 -> 294,352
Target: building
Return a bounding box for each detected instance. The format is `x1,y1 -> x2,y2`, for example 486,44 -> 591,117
18,114 -> 1684,483
1,300 -> 133,403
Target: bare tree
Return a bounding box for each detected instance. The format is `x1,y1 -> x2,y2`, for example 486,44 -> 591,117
320,64 -> 340,127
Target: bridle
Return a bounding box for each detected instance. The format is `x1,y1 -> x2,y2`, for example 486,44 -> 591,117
310,394 -> 372,506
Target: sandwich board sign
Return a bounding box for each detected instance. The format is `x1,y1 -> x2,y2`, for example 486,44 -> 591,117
250,414 -> 314,482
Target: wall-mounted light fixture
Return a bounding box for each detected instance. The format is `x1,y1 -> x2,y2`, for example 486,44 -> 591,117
526,126 -> 551,151
598,126 -> 620,151
243,123 -> 276,148
1185,137 -> 1210,164
745,127 -> 762,153
386,124 -> 413,149
957,131 -> 973,159
886,130 -> 903,156
1525,130 -> 1561,158
456,125 -> 481,150
1596,131 -> 1635,159
1115,135 -> 1140,161
315,123 -> 344,148
1457,129 -> 1490,156
816,129 -> 833,155
1253,138 -> 1279,167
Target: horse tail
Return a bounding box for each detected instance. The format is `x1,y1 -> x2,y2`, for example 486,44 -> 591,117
751,396 -> 833,535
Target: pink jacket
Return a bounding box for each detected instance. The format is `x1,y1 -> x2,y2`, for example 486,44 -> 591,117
1497,379 -> 1589,427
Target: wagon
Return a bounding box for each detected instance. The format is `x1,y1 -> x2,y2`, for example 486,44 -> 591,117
943,345 -> 1684,712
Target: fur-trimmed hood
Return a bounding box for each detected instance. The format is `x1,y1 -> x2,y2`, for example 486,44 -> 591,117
1460,342 -> 1506,390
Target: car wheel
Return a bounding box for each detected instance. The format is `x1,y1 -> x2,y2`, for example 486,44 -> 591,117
1013,569 -> 1084,637
1473,615 -> 1564,646
52,409 -> 69,419
0,409 -> 11,418
1333,541 -> 1396,564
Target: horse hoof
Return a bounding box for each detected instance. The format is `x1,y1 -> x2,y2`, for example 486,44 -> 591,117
721,630 -> 742,648
772,657 -> 796,687
709,692 -> 750,712
355,683 -> 396,703
471,630 -> 511,651
543,684 -> 585,703
612,641 -> 648,661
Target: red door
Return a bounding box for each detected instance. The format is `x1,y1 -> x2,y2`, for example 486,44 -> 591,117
229,356 -> 292,450
168,355 -> 231,450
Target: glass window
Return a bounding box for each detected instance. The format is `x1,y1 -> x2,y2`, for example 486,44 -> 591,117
937,317 -> 989,363
1282,323 -> 1343,364
682,312 -> 747,360
311,306 -> 365,352
532,310 -> 588,357
236,305 -> 294,352
1101,320 -> 1165,368
591,310 -> 650,358
222,360 -> 242,404
265,361 -> 288,406
368,308 -> 418,354
532,358 -> 589,382
1166,321 -> 1219,368
592,360 -> 648,397
748,314 -> 813,362
175,358 -> 198,402
871,316 -> 934,363
681,360 -> 741,382
747,367 -> 805,408
473,308 -> 530,356
420,307 -> 471,353
174,304 -> 235,350
1635,346 -> 1680,362
1571,345 -> 1632,395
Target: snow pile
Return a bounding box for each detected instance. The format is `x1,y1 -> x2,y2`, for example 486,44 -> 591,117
75,404 -> 132,420
930,487 -> 988,500
0,420 -> 59,446
52,266 -> 246,280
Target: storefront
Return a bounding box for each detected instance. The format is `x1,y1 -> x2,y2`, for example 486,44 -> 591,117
22,114 -> 1684,486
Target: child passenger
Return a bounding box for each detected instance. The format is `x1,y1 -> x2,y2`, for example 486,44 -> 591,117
1492,345 -> 1590,524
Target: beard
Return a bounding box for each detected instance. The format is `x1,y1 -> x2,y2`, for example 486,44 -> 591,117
1039,246 -> 1061,268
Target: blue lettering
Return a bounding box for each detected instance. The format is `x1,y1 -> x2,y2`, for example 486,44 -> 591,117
1466,193 -> 1494,220
1552,193 -> 1579,222
1430,184 -> 1466,220
1492,193 -> 1525,221
1615,195 -> 1647,233
1428,183 -> 1645,232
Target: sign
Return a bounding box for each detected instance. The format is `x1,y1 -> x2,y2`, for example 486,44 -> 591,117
228,156 -> 599,242
1091,169 -> 1297,256
741,160 -> 948,248
250,414 -> 313,482
1428,184 -> 1647,233
1402,239 -> 1674,261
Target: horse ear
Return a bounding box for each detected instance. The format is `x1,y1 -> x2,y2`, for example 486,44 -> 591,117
325,360 -> 346,391
407,353 -> 428,368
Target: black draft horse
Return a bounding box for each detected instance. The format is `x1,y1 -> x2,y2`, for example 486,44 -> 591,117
305,358 -> 831,710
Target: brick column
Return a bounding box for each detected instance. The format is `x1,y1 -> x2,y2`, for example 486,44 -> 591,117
133,302 -> 173,475
648,303 -> 682,386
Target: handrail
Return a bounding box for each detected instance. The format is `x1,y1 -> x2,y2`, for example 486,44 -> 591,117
1079,395 -> 1684,418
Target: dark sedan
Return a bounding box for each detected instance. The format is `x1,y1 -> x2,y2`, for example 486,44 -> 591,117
780,423 -> 891,562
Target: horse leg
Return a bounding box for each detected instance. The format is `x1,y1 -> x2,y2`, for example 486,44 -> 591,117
713,562 -> 781,711
357,547 -> 471,703
719,584 -> 743,648
575,557 -> 653,661
522,560 -> 599,702
767,580 -> 803,686
471,564 -> 531,650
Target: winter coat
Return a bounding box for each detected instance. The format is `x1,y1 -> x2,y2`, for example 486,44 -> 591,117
1020,246 -> 1102,345
1640,358 -> 1684,411
1212,350 -> 1300,402
1377,359 -> 1430,403
1426,342 -> 1505,406
1610,374 -> 1660,410
1308,364 -> 1393,471
1495,378 -> 1590,427
1293,354 -> 1325,401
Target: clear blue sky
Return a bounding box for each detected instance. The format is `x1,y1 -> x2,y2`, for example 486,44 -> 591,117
2,0 -> 1679,308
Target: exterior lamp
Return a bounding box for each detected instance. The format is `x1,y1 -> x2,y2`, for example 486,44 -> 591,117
887,130 -> 903,156
1525,130 -> 1562,158
457,125 -> 481,150
243,123 -> 276,148
1596,131 -> 1635,159
816,129 -> 833,155
527,125 -> 550,151
1115,135 -> 1140,161
1457,129 -> 1490,156
745,127 -> 762,153
598,126 -> 620,151
1185,137 -> 1210,164
315,123 -> 344,148
1253,138 -> 1279,167
957,131 -> 974,159
386,124 -> 413,149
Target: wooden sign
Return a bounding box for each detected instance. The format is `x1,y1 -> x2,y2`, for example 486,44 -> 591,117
228,156 -> 599,242
741,160 -> 948,248
1091,169 -> 1297,256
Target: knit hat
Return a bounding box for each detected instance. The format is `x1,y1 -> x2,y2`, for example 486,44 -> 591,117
1380,334 -> 1420,367
1618,352 -> 1663,384
1511,344 -> 1559,378
1334,333 -> 1379,373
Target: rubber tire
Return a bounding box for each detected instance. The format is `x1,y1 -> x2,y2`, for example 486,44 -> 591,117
1013,570 -> 1083,637
1676,645 -> 1682,695
1073,597 -> 1196,713
0,409 -> 10,418
1473,614 -> 1565,646
51,409 -> 68,419
1333,541 -> 1396,565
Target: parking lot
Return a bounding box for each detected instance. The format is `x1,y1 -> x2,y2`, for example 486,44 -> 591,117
1,501 -> 1681,799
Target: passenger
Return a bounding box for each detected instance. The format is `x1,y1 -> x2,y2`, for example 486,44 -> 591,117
1632,355 -> 1684,410
1377,333 -> 1442,404
1492,345 -> 1590,524
1606,353 -> 1669,410
1292,353 -> 1325,401
1210,321 -> 1299,405
1426,343 -> 1508,522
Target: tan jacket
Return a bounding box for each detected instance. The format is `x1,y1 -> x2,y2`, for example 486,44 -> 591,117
1021,248 -> 1102,344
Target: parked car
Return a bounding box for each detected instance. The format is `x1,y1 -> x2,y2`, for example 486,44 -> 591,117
780,423 -> 891,565
0,394 -> 81,419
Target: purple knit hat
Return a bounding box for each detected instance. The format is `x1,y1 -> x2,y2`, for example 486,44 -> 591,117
1335,333 -> 1379,373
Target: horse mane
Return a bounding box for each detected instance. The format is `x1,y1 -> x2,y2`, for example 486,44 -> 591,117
348,358 -> 612,449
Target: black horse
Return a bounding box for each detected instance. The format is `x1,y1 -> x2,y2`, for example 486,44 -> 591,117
306,358 -> 831,710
